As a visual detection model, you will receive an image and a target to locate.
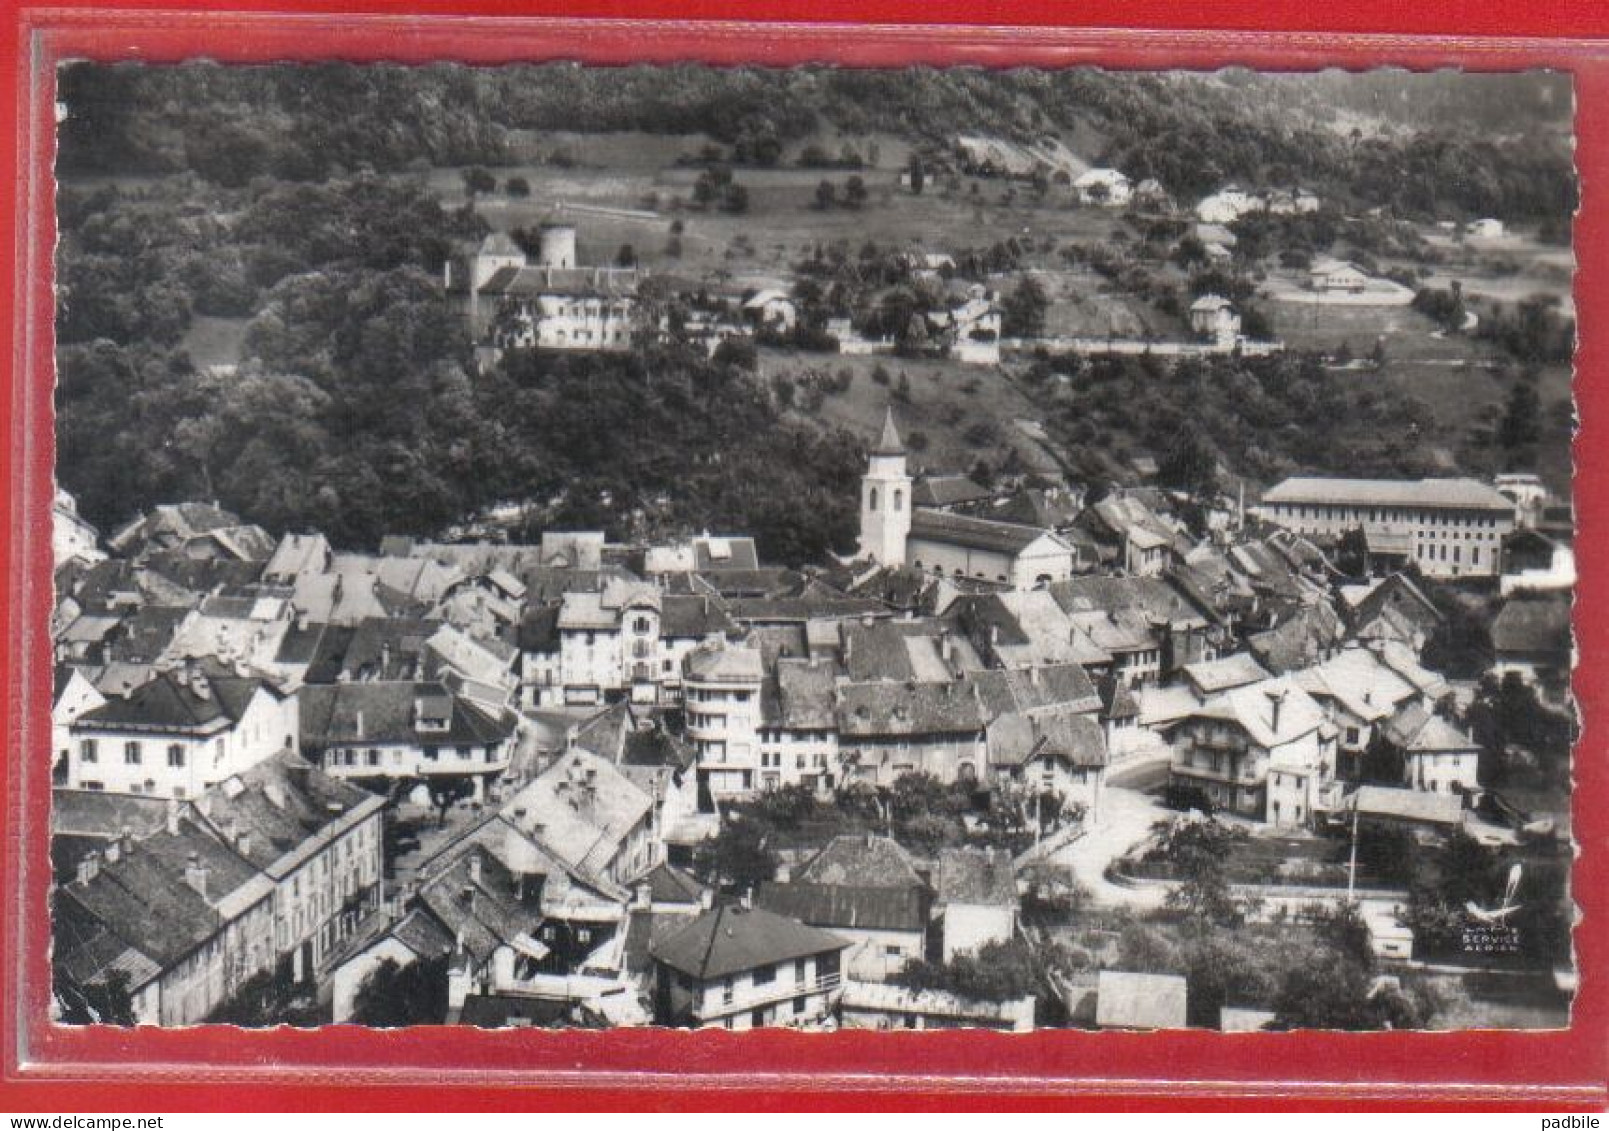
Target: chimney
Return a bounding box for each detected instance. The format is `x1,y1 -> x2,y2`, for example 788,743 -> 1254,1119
740,887 -> 754,910
698,887 -> 716,911
355,710 -> 365,741
165,797 -> 180,837
468,854 -> 482,886
76,852 -> 100,885
184,853 -> 208,899
939,631 -> 953,664
236,833 -> 251,858
1269,688 -> 1287,734
1030,666 -> 1042,688
104,839 -> 120,864
633,881 -> 652,909
775,861 -> 792,884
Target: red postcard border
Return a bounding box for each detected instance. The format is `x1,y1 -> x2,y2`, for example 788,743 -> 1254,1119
3,7 -> 1607,1111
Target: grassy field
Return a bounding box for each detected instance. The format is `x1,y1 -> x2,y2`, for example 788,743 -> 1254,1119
421,144 -> 1139,281
759,348 -> 1065,484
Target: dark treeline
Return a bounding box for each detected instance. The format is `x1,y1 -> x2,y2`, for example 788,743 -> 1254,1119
58,62 -> 1575,222
54,174 -> 860,562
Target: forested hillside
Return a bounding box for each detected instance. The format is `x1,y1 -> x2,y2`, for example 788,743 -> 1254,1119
59,62 -> 1575,220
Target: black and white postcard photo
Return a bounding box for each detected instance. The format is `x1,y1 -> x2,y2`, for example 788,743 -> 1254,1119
47,62 -> 1576,1033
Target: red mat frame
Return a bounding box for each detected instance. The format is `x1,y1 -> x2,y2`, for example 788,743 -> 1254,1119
3,4 -> 1607,1111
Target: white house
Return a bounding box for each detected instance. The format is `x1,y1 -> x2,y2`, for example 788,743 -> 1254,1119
67,667 -> 299,800
935,847 -> 1019,961
1189,294 -> 1241,345
1074,168 -> 1133,207
650,903 -> 849,1030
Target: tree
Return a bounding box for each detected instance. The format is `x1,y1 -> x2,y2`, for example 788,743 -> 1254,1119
721,183 -> 751,215
1158,428 -> 1218,498
815,179 -> 837,210
462,167 -> 497,196
891,939 -> 1044,1005
693,819 -> 778,893
426,777 -> 475,826
1000,274 -> 1049,339
1499,380 -> 1542,451
1148,815 -> 1247,926
1335,526 -> 1370,577
844,175 -> 868,210
504,176 -> 531,197
1271,949 -> 1381,1030
1358,731 -> 1406,785
53,967 -> 136,1026
615,243 -> 637,268
908,156 -> 925,195
1172,236 -> 1208,269
350,955 -> 449,1027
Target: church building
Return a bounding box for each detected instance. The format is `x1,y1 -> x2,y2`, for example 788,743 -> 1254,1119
857,410 -> 1077,590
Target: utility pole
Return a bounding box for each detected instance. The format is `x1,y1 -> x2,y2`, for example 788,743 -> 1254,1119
1347,792 -> 1361,902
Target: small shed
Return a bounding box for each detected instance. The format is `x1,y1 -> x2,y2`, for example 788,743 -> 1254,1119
1096,970 -> 1189,1030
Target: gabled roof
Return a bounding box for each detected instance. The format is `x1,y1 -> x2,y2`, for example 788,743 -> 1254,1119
987,711 -> 1108,769
1183,653 -> 1271,696
967,664 -> 1101,721
1177,678 -> 1325,748
75,670 -> 278,735
51,789 -> 170,841
649,903 -> 848,980
754,881 -> 929,934
635,861 -> 707,906
499,747 -> 654,881
195,750 -> 381,875
909,509 -> 1065,557
769,660 -> 839,730
1349,784 -> 1463,825
797,835 -> 926,889
414,847 -> 538,966
298,681 -> 516,748
936,847 -> 1017,907
836,680 -> 985,738
912,474 -> 992,510
1492,596 -> 1572,657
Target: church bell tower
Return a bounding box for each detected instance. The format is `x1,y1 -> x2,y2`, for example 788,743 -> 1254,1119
859,408 -> 912,566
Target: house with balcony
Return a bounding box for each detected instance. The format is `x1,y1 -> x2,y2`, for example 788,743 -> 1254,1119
1162,677 -> 1333,825
684,640 -> 767,807
649,902 -> 849,1030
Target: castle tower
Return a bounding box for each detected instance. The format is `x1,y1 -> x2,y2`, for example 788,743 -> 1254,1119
537,223 -> 577,269
859,407 -> 912,566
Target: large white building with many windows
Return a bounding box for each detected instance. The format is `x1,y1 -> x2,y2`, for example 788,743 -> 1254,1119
1256,477 -> 1515,579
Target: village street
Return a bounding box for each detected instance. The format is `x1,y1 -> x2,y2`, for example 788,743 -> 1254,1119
1056,774 -> 1171,910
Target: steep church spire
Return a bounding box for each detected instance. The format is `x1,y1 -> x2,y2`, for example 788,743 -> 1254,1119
873,407 -> 906,457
